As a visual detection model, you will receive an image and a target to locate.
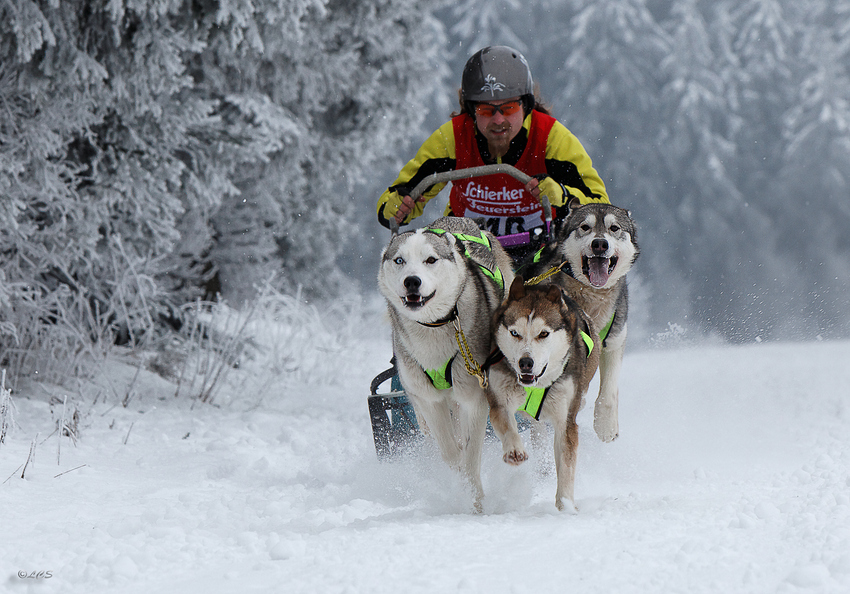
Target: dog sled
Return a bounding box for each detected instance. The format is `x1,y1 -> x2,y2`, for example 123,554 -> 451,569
368,164 -> 554,460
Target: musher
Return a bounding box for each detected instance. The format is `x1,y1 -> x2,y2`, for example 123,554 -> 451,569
371,46 -> 613,453
377,45 -> 611,263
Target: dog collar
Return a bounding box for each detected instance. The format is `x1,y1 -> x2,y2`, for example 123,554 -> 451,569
481,349 -> 505,372
418,306 -> 458,328
559,259 -> 576,279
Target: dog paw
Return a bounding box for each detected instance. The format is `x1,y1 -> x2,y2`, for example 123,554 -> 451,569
556,497 -> 578,514
594,419 -> 619,443
500,434 -> 527,465
594,423 -> 619,442
503,448 -> 528,465
593,407 -> 619,443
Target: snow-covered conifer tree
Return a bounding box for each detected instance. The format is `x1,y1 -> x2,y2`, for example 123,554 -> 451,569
199,0 -> 448,300
0,0 -> 448,382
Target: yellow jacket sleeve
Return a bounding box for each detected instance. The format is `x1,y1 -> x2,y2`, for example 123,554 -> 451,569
377,121 -> 457,228
545,122 -> 609,205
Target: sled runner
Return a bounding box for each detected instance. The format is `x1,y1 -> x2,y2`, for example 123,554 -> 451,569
368,361 -> 421,460
369,164 -> 553,460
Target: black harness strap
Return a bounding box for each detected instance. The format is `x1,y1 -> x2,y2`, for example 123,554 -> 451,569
481,349 -> 505,373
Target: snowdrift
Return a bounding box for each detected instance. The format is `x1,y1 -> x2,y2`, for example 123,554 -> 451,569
2,305 -> 849,593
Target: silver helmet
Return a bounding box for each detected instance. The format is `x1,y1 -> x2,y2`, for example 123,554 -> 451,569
461,46 -> 534,105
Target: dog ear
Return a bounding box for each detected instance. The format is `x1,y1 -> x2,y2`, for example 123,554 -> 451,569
509,276 -> 526,300
566,196 -> 582,215
545,284 -> 562,304
442,230 -> 464,260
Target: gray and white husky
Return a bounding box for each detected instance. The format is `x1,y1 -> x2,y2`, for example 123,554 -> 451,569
489,279 -> 600,511
378,216 -> 515,512
547,201 -> 639,442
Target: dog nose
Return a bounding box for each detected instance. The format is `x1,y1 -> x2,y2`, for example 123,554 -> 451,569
404,276 -> 421,292
518,357 -> 534,374
591,238 -> 608,254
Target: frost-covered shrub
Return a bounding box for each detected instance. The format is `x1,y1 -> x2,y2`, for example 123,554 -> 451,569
149,279 -> 371,404
0,370 -> 14,445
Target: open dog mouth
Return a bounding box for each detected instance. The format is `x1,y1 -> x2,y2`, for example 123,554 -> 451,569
518,365 -> 547,386
583,255 -> 618,288
402,291 -> 435,309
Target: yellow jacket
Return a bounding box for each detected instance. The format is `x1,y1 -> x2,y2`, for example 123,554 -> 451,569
377,111 -> 609,229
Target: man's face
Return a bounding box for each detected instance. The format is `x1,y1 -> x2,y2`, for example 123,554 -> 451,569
473,97 -> 525,159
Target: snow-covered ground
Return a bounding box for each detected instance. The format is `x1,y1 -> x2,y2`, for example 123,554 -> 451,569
2,297 -> 849,594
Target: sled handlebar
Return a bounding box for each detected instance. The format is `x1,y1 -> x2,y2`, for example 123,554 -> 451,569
389,164 -> 552,235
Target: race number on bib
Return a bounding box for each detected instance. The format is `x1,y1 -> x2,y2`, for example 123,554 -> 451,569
462,210 -> 544,236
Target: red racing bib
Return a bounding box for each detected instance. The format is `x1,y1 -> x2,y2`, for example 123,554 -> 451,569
449,112 -> 555,237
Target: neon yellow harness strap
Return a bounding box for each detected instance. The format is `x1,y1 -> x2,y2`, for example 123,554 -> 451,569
599,314 -> 615,344
424,355 -> 455,391
581,330 -> 594,356
426,229 -> 504,290
532,246 -> 546,263
517,331 -> 593,420
476,263 -> 504,290
519,386 -> 547,421
452,232 -> 491,247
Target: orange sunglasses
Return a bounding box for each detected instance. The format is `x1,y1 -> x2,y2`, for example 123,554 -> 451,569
474,100 -> 523,118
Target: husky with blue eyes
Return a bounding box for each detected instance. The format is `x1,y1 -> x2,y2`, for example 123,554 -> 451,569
488,201 -> 638,511
489,278 -> 600,512
378,216 -> 514,513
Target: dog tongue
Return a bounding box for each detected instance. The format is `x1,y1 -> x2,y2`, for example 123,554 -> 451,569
587,257 -> 610,288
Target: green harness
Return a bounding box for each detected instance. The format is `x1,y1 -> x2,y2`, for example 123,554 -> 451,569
598,313 -> 614,344
420,228 -> 507,390
425,228 -> 505,291
518,330 -> 594,420
424,355 -> 455,391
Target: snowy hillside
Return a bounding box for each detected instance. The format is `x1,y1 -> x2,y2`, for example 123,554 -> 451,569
2,301 -> 849,594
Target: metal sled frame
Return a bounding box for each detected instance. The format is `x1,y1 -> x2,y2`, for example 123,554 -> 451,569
368,364 -> 421,460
